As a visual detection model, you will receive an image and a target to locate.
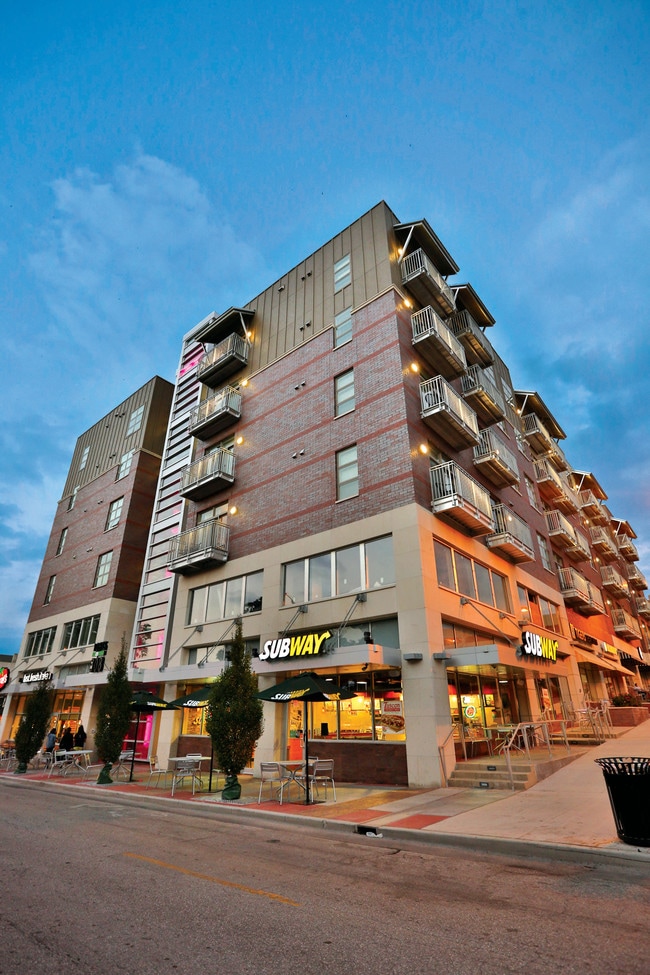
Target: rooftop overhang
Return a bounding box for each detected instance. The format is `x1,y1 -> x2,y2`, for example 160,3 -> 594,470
571,471 -> 608,499
611,518 -> 637,539
450,282 -> 496,327
394,220 -> 459,277
514,390 -> 566,440
192,307 -> 255,346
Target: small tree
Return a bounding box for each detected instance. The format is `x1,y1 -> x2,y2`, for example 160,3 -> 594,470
14,680 -> 54,773
94,638 -> 132,784
206,621 -> 263,800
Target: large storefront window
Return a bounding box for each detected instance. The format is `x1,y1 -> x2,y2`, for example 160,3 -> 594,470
10,689 -> 84,740
434,541 -> 511,612
287,672 -> 405,744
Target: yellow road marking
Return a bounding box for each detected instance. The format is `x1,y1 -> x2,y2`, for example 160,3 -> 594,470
124,853 -> 300,906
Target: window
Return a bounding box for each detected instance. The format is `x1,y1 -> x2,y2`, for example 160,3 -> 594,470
93,551 -> 113,588
55,528 -> 68,556
334,307 -> 352,347
105,497 -> 124,531
524,475 -> 540,511
44,575 -> 56,605
433,541 -> 511,612
197,502 -> 229,525
67,487 -> 79,511
336,445 -> 358,500
334,369 -> 355,416
334,254 -> 351,292
117,449 -> 135,479
61,615 -> 100,650
537,533 -> 553,571
25,627 -> 56,657
126,405 -> 145,436
188,571 -> 264,625
282,536 -> 394,605
79,445 -> 90,470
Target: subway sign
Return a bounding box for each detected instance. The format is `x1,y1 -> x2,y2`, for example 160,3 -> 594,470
259,630 -> 332,662
520,631 -> 558,664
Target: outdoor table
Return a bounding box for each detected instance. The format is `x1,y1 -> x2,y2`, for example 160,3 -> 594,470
169,755 -> 209,796
48,750 -> 76,776
277,759 -> 317,802
62,750 -> 93,775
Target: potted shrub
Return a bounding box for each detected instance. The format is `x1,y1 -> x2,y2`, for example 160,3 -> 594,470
14,680 -> 53,773
94,640 -> 132,784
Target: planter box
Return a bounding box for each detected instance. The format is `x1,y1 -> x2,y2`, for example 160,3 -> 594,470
609,706 -> 650,727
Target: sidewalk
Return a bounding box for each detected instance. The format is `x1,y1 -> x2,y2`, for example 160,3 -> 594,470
3,722 -> 650,862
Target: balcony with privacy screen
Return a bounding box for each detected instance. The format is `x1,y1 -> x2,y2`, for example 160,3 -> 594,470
179,448 -> 236,502
188,386 -> 242,441
600,565 -> 629,598
460,365 -> 506,426
611,607 -> 642,641
168,520 -> 230,574
557,567 -> 605,616
400,248 -> 457,316
472,429 -> 519,487
410,306 -> 466,378
429,461 -> 494,535
419,376 -> 480,449
545,510 -> 590,562
196,333 -> 250,388
446,310 -> 494,367
485,504 -> 534,563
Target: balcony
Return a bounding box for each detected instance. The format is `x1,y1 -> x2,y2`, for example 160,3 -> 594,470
196,333 -> 250,388
179,449 -> 236,502
600,565 -> 629,598
611,607 -> 642,641
188,386 -> 242,441
486,504 -> 534,563
534,459 -> 567,504
634,595 -> 650,620
168,520 -> 230,574
545,510 -> 589,561
472,429 -> 519,487
616,534 -> 639,561
429,461 -> 494,535
522,413 -> 560,458
420,376 -> 480,449
401,248 -> 457,316
579,489 -> 609,525
589,527 -> 618,562
461,365 -> 506,425
557,567 -> 605,616
411,306 -> 466,378
626,565 -> 648,591
447,310 -> 494,367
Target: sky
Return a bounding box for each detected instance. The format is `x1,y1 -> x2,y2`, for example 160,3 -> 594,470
1,1 -> 649,655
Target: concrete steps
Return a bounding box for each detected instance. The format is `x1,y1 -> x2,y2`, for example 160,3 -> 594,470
447,753 -> 579,791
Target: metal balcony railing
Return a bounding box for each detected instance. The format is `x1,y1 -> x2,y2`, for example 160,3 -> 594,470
486,504 -> 534,562
461,364 -> 506,423
522,413 -> 556,456
168,520 -> 230,573
179,448 -> 236,500
600,565 -> 629,597
420,376 -> 479,448
401,248 -> 456,315
626,565 -> 648,591
196,333 -> 249,387
429,461 -> 494,534
634,595 -> 650,619
616,534 -> 639,561
410,306 -> 466,378
473,429 -> 519,486
557,567 -> 605,615
589,526 -> 618,561
611,607 -> 642,640
545,510 -> 585,560
188,386 -> 242,440
579,490 -> 608,524
447,310 -> 494,366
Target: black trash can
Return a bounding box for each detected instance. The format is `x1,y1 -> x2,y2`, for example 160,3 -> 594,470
595,757 -> 650,846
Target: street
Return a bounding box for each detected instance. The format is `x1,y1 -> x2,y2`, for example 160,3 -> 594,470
1,781 -> 648,975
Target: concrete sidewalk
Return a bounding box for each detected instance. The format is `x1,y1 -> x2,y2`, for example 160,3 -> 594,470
3,722 -> 650,862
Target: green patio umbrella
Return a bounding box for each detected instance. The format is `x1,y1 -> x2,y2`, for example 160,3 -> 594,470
169,685 -> 218,789
129,691 -> 178,782
256,672 -> 355,804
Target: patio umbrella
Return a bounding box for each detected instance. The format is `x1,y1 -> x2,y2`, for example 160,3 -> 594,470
169,685 -> 219,790
129,691 -> 178,782
256,672 -> 355,804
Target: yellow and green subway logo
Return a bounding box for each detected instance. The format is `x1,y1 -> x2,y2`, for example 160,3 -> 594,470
259,630 -> 332,662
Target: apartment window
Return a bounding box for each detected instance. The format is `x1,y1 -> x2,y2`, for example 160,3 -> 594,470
117,449 -> 135,479
334,254 -> 351,292
61,614 -> 100,650
336,445 -> 359,500
197,502 -> 229,526
188,570 -> 264,625
55,527 -> 68,556
126,405 -> 145,436
25,627 -> 56,657
79,445 -> 90,470
537,533 -> 553,571
105,497 -> 124,531
524,474 -> 540,511
334,307 -> 353,347
93,551 -> 113,588
334,369 -> 355,417
282,536 -> 395,606
67,487 -> 79,511
434,540 -> 511,612
43,575 -> 56,605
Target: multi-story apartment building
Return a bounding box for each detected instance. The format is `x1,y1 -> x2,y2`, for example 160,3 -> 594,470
0,377 -> 173,747
127,201 -> 647,789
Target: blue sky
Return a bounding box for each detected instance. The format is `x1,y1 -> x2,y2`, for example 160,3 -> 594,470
1,1 -> 649,654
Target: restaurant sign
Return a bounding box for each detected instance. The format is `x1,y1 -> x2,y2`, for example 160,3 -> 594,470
21,670 -> 53,684
0,667 -> 9,689
259,630 -> 332,662
519,631 -> 558,664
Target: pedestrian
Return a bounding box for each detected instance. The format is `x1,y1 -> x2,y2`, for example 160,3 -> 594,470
45,728 -> 57,753
74,724 -> 87,749
60,726 -> 74,751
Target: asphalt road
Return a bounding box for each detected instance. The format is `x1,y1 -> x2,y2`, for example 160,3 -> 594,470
2,782 -> 648,975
